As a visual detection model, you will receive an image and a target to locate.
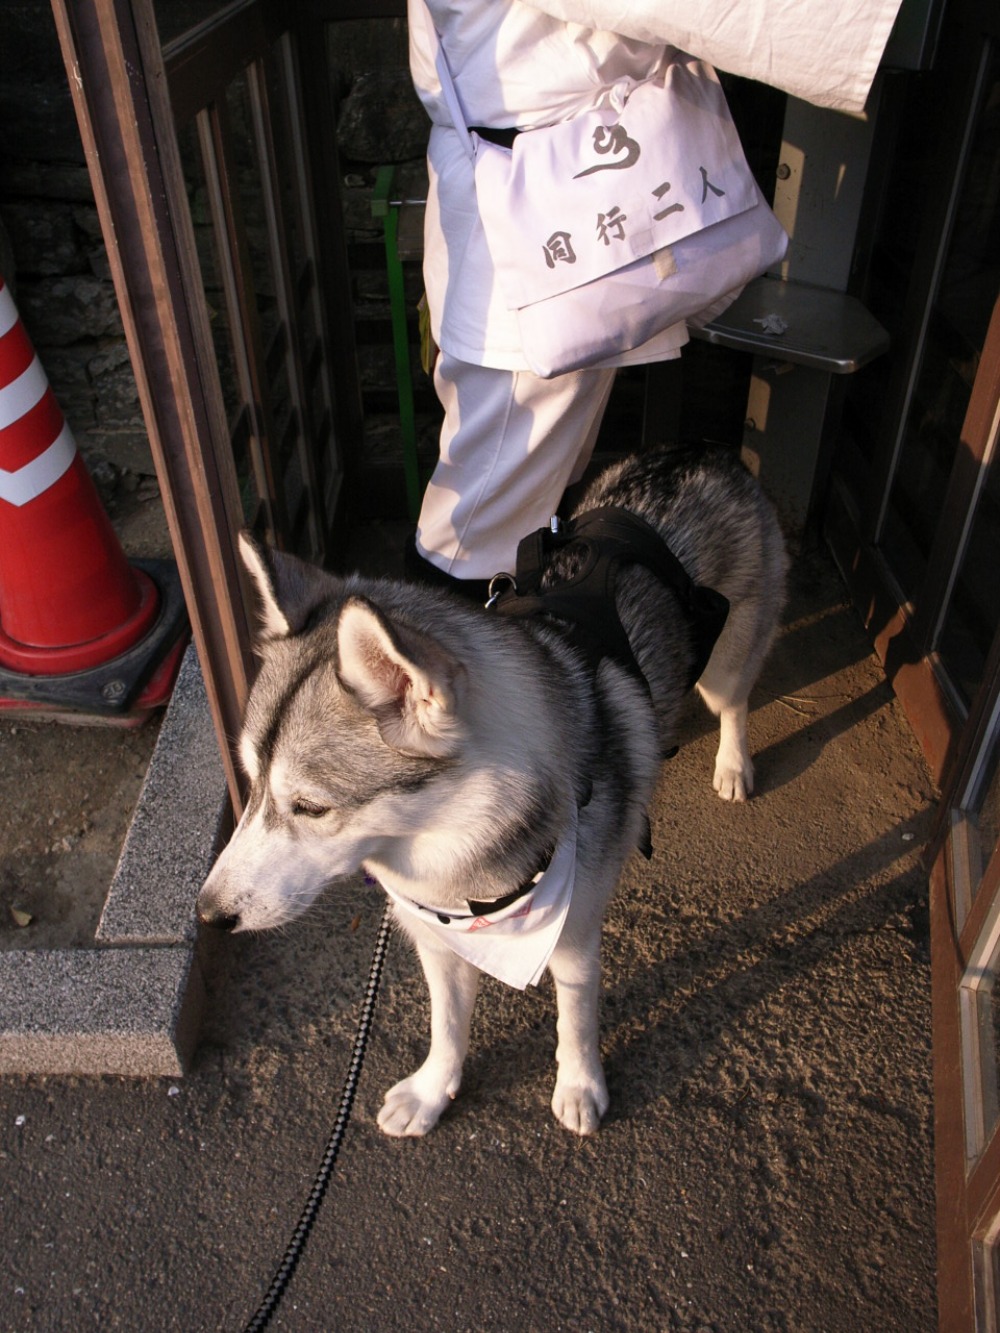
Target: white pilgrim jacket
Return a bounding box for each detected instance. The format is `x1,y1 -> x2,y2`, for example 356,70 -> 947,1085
407,0 -> 903,370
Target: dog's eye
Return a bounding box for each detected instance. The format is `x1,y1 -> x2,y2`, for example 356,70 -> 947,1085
292,798 -> 329,819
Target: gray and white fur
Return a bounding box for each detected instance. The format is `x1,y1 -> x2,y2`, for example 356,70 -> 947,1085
197,445 -> 787,1136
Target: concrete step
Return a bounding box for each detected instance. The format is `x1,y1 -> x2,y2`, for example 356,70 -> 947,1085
0,644 -> 227,1075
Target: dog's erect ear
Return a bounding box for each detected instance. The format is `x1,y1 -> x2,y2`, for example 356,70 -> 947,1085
238,530 -> 333,643
336,597 -> 465,758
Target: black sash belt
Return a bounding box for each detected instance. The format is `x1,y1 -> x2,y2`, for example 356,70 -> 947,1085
469,125 -> 521,149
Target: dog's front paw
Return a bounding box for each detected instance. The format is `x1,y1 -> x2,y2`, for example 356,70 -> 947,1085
713,757 -> 753,802
377,1070 -> 457,1138
551,1073 -> 609,1136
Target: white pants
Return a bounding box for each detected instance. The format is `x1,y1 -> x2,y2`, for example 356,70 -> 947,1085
415,353 -> 617,580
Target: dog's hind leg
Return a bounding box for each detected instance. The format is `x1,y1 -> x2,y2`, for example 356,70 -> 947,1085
377,937 -> 480,1137
547,931 -> 610,1135
698,683 -> 753,801
696,600 -> 776,802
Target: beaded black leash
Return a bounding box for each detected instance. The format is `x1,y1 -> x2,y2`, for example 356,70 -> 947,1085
243,900 -> 393,1332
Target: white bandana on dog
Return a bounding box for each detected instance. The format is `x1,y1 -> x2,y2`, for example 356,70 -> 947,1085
380,808 -> 577,990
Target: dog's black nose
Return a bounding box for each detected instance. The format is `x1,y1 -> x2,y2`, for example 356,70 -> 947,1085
198,908 -> 240,932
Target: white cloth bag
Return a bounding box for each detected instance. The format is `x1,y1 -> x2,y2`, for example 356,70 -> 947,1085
426,12 -> 788,377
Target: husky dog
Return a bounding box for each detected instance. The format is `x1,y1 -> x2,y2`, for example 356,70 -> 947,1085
197,446 -> 786,1137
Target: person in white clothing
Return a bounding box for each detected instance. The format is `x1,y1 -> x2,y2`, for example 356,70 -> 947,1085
405,0 -> 903,593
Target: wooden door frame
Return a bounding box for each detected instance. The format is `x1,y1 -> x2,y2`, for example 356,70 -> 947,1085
926,286 -> 1000,1333
49,0 -> 375,807
932,733 -> 1000,1329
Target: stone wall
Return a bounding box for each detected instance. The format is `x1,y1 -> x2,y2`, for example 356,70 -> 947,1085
0,4 -> 433,512
0,4 -> 144,485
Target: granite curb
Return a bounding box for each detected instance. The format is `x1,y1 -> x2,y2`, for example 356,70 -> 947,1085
0,643 -> 227,1075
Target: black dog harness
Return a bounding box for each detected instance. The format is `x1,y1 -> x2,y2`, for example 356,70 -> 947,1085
485,506 -> 729,863
486,505 -> 729,692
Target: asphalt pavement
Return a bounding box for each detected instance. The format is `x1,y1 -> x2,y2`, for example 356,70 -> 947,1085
0,544 -> 938,1332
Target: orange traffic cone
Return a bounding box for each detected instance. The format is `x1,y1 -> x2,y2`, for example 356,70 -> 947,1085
0,274 -> 187,722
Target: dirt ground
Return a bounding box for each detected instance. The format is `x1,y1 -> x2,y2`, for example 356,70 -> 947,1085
0,465 -> 168,951
0,513 -> 938,1330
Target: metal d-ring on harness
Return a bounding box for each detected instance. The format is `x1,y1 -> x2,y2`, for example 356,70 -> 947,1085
243,901 -> 393,1333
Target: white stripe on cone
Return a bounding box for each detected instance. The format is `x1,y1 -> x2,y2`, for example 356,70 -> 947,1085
0,355 -> 49,430
0,418 -> 78,507
0,281 -> 79,506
